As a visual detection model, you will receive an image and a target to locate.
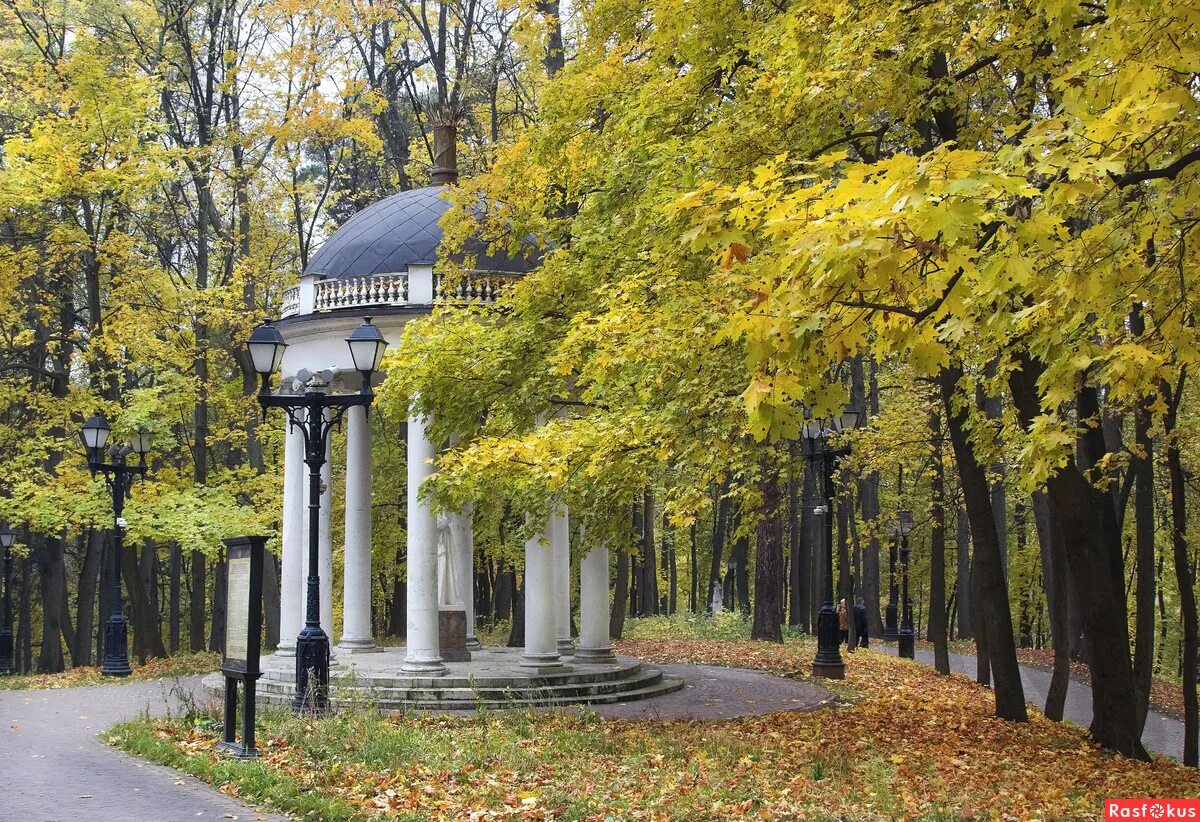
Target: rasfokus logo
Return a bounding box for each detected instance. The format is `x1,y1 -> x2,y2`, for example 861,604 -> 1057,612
1107,800 -> 1200,820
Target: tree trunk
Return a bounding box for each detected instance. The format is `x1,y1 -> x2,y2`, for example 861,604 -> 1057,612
35,536 -> 66,673
122,544 -> 165,662
610,550 -> 629,639
1010,355 -> 1143,756
930,409 -> 950,674
838,488 -> 852,646
507,572 -> 525,647
788,449 -> 807,629
98,536 -> 112,664
168,541 -> 181,653
666,516 -> 677,614
690,524 -> 699,613
940,364 -> 1027,722
1033,491 -> 1070,721
494,564 -> 513,628
973,564 -> 990,685
140,541 -> 160,654
638,488 -> 658,615
263,551 -> 281,650
209,556 -> 226,653
389,543 -> 406,638
732,531 -> 750,614
1132,388 -> 1156,739
189,550 -> 206,652
752,457 -> 784,641
956,505 -> 972,640
72,528 -> 102,667
709,482 -> 731,612
1165,373 -> 1198,766
19,557 -> 31,673
855,357 -> 885,635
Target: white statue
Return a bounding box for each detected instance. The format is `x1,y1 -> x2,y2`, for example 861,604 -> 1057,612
436,512 -> 464,607
710,580 -> 724,615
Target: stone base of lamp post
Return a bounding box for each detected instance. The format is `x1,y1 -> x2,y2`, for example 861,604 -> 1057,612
438,608 -> 472,662
811,603 -> 845,679
898,627 -> 915,659
883,602 -> 899,642
293,625 -> 330,713
101,613 -> 132,677
0,627 -> 13,674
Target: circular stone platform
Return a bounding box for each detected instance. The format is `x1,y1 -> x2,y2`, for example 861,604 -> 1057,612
224,646 -> 685,712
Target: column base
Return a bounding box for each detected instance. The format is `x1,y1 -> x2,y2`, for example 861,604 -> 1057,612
336,638 -> 381,653
274,640 -> 297,657
556,638 -> 576,656
520,652 -> 568,673
574,646 -> 616,663
400,655 -> 447,675
465,635 -> 482,650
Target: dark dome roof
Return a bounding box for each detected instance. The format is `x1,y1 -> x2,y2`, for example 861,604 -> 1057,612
304,185 -> 539,280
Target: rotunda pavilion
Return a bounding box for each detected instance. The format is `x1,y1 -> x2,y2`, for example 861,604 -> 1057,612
263,180 -> 680,708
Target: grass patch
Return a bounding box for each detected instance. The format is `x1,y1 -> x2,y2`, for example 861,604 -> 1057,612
0,652 -> 221,690
108,711 -> 359,820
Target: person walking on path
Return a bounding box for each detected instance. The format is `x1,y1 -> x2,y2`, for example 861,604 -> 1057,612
838,599 -> 849,646
853,597 -> 869,648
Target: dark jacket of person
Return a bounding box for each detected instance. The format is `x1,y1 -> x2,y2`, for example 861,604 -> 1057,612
852,602 -> 869,638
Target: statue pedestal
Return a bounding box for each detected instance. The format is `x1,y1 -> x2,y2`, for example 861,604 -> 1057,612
438,608 -> 472,662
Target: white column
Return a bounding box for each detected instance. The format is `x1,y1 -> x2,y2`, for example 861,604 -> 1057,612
318,414 -> 334,637
276,421 -> 304,655
450,506 -> 479,648
552,504 -> 573,655
577,537 -> 614,661
522,513 -> 566,672
340,405 -> 375,651
403,408 -> 445,674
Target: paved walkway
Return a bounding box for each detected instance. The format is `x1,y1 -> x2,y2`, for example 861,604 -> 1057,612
0,661 -> 830,822
594,663 -> 833,720
881,645 -> 1184,761
0,676 -> 284,822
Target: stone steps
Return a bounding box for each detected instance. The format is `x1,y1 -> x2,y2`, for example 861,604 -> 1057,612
261,659 -> 645,690
245,664 -> 684,712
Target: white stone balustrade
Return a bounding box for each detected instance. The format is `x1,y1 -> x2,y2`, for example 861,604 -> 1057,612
279,271 -> 519,319
435,273 -> 518,303
314,273 -> 409,313
281,285 -> 300,318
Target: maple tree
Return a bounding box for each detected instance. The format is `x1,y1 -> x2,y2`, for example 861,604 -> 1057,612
401,0 -> 1200,761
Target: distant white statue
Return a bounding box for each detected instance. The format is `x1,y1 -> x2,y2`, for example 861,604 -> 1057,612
710,580 -> 724,615
436,512 -> 464,607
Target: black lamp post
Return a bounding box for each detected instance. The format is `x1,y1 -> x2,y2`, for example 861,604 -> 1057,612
83,415 -> 151,677
0,523 -> 14,674
897,510 -> 915,659
801,405 -> 862,680
248,317 -> 387,713
883,528 -> 899,642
